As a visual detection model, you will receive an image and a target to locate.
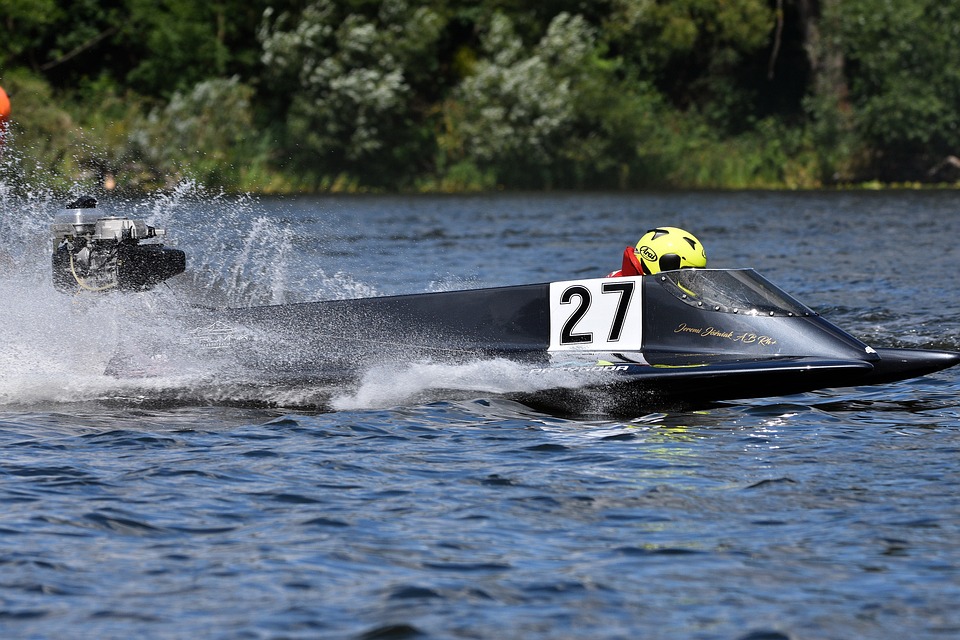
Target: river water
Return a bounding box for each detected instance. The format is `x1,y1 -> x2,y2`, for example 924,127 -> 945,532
1,186 -> 959,639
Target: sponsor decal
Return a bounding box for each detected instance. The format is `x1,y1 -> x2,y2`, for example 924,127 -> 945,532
673,322 -> 777,347
186,321 -> 249,350
638,245 -> 658,262
530,364 -> 631,374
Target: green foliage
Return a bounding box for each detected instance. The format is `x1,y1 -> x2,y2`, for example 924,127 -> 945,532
122,0 -> 232,96
831,0 -> 960,178
1,0 -> 957,192
0,0 -> 61,66
439,11 -> 674,189
127,76 -> 259,190
444,13 -> 589,166
0,68 -> 83,191
605,0 -> 774,126
259,0 -> 445,188
652,115 -> 820,189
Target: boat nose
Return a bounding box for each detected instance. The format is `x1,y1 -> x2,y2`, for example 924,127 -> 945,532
865,348 -> 960,385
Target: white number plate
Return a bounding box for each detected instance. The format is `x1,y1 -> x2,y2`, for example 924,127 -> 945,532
548,277 -> 643,351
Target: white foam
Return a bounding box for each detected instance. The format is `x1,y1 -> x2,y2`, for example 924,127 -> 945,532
0,275 -> 210,404
330,358 -> 587,411
0,175 -> 612,410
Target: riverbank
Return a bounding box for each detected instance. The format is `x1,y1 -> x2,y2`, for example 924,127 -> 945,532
2,68 -> 958,197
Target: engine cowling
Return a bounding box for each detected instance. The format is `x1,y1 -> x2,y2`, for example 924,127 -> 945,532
51,196 -> 186,293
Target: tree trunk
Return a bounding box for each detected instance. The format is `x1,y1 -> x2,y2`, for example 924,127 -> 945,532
797,0 -> 849,112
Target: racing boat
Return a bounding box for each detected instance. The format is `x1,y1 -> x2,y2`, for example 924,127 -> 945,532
183,269 -> 960,414
51,198 -> 960,415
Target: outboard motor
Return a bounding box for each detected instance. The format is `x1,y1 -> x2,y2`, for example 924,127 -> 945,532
51,196 -> 186,293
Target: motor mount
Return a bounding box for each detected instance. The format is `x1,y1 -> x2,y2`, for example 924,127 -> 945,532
51,196 -> 186,293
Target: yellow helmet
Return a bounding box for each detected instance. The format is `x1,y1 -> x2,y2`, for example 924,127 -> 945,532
634,227 -> 707,274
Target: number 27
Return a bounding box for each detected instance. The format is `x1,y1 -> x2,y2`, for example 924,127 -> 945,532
559,281 -> 635,345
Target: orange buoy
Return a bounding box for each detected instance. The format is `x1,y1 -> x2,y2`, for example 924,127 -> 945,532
0,85 -> 9,136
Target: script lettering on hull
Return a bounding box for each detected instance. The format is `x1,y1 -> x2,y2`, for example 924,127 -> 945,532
674,323 -> 777,348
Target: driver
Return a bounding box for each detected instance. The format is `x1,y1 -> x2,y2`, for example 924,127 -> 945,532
607,226 -> 707,277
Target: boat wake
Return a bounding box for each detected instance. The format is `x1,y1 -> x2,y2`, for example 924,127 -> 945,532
329,358 -> 585,411
0,173 -> 412,410
0,263 -> 597,412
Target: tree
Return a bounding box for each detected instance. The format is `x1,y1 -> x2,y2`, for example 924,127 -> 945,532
126,76 -> 257,190
0,0 -> 61,68
259,0 -> 445,188
603,0 -> 775,131
446,13 -> 586,166
832,0 -> 960,180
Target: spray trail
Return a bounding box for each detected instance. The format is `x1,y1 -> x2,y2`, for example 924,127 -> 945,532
0,163 -> 384,407
0,158 -> 597,411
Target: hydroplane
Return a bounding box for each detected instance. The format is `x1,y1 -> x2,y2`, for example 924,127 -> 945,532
50,198 -> 960,415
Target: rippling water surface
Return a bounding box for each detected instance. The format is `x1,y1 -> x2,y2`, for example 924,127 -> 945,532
1,187 -> 959,639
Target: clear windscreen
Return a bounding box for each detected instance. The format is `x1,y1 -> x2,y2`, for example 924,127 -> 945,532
655,269 -> 816,317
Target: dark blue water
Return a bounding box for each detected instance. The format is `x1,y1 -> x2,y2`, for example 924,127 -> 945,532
1,188 -> 959,639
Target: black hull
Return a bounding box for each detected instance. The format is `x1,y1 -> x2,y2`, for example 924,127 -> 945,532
514,354 -> 960,417
860,348 -> 960,385
112,270 -> 959,415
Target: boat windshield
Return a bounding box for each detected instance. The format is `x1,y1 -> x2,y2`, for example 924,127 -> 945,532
655,269 -> 816,317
